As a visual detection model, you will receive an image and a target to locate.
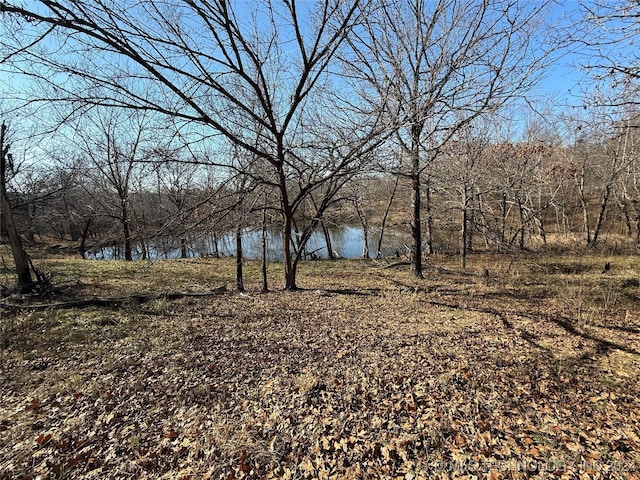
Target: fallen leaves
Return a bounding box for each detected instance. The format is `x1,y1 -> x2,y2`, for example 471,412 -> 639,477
2,258 -> 640,479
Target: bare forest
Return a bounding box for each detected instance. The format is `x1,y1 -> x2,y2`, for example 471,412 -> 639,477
1,1 -> 640,479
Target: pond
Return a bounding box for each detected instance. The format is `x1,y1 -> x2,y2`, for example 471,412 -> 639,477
87,226 -> 409,261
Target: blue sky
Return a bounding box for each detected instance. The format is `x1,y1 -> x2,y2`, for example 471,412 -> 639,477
0,0 -> 631,149
531,1 -> 586,104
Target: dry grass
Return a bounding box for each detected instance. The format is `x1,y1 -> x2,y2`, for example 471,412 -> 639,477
1,254 -> 640,479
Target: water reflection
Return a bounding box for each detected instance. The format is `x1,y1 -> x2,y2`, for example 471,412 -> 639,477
87,226 -> 407,261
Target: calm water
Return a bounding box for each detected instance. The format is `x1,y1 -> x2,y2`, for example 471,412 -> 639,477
87,226 -> 407,261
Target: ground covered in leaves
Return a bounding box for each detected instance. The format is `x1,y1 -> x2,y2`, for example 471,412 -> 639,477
1,254 -> 640,479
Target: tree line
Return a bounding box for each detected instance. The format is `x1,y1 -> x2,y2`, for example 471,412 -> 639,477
1,0 -> 639,291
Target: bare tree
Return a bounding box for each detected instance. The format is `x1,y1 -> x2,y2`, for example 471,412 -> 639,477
152,156 -> 204,259
565,110 -> 634,247
374,174 -> 399,259
615,117 -> 640,242
577,1 -> 640,108
436,122 -> 491,269
0,121 -> 33,292
343,0 -> 556,277
345,179 -> 374,259
2,155 -> 69,244
67,108 -> 154,261
342,172 -> 399,259
0,0 -> 385,289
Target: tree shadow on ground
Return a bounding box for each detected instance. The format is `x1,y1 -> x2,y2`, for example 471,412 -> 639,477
387,277 -> 640,363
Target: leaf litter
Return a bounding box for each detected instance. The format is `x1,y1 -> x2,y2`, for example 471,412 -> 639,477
1,257 -> 640,479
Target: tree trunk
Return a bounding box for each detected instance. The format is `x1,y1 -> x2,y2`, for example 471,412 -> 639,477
121,198 -> 133,261
466,205 -> 474,254
261,201 -> 269,292
500,191 -> 507,247
536,214 -> 547,244
476,192 -> 491,249
460,190 -> 468,271
591,185 -> 610,247
618,198 -> 632,237
180,238 -> 188,259
536,188 -> 547,244
411,170 -> 422,277
212,234 -> 220,258
64,196 -> 80,242
410,125 -> 423,278
26,202 -> 36,243
236,224 -> 244,292
518,198 -> 526,250
283,206 -> 297,290
1,195 -> 33,291
79,219 -> 91,259
278,154 -> 298,290
362,226 -> 370,259
321,221 -> 335,260
376,176 -> 398,258
1,122 -> 33,292
581,197 -> 591,245
291,218 -> 306,259
69,222 -> 80,242
578,170 -> 592,246
311,195 -> 335,260
354,202 -> 369,259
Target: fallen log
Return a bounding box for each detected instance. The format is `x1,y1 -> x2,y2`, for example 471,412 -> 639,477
383,261 -> 411,269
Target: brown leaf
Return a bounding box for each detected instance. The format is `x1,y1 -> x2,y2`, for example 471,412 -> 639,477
25,399 -> 42,412
36,433 -> 51,446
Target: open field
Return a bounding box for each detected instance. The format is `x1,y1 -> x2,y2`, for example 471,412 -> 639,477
1,254 -> 640,479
